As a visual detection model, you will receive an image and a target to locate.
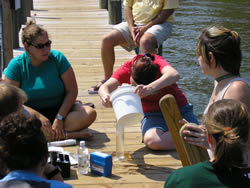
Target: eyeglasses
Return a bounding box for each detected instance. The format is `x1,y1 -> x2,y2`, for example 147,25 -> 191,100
28,40 -> 52,49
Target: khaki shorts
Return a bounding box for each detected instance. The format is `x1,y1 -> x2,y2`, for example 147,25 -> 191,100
113,21 -> 172,52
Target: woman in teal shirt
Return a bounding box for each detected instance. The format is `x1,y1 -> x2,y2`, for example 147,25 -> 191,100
3,21 -> 96,141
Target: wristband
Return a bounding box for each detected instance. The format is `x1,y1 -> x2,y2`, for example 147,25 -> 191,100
56,114 -> 64,121
46,165 -> 62,179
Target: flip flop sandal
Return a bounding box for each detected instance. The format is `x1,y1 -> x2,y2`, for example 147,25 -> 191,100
88,80 -> 106,94
75,100 -> 95,108
83,102 -> 95,108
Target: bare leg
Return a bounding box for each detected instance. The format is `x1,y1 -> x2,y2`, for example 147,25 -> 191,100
66,129 -> 93,140
143,128 -> 175,150
139,33 -> 158,54
101,29 -> 127,80
64,104 -> 96,131
62,104 -> 96,140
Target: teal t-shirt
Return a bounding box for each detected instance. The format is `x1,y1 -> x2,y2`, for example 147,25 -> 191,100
164,160 -> 250,188
3,50 -> 71,110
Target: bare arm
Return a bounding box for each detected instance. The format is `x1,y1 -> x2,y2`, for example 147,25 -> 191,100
224,81 -> 250,113
148,65 -> 179,92
57,67 -> 78,118
135,65 -> 180,98
2,76 -> 20,87
144,9 -> 175,30
98,78 -> 120,107
124,6 -> 134,30
124,6 -> 138,43
52,67 -> 78,140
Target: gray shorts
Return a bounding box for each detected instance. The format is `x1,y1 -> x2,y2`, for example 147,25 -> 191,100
113,21 -> 172,52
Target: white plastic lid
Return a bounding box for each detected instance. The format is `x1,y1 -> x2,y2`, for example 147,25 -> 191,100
80,140 -> 85,147
110,84 -> 136,102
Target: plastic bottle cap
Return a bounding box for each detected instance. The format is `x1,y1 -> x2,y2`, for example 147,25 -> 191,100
80,141 -> 85,147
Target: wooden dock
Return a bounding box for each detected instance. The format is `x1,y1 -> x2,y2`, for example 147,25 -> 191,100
16,0 -> 182,187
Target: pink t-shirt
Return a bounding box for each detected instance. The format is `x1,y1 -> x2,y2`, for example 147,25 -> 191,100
112,55 -> 188,112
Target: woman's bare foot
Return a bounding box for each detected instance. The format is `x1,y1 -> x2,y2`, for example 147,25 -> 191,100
66,129 -> 94,140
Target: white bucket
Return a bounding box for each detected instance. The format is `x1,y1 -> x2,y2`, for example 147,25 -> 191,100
110,84 -> 143,126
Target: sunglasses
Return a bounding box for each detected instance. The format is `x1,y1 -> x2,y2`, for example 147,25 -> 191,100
28,40 -> 52,49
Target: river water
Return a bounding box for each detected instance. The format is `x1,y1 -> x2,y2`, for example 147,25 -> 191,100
162,0 -> 250,120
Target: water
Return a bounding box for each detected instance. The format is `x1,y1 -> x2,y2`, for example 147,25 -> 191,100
114,123 -> 125,160
162,0 -> 250,120
77,141 -> 89,174
78,155 -> 89,174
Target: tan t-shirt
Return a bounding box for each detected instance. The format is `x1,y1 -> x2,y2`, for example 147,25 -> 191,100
124,0 -> 179,24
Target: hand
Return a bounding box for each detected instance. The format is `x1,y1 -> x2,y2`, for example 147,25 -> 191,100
179,118 -> 188,125
52,119 -> 65,141
43,163 -> 64,181
135,85 -> 153,98
183,124 -> 209,149
134,25 -> 148,46
130,26 -> 140,45
39,115 -> 54,141
101,94 -> 112,107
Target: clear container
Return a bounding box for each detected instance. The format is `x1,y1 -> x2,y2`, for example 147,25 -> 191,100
77,141 -> 89,174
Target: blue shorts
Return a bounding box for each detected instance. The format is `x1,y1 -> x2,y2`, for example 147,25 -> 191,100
141,103 -> 199,136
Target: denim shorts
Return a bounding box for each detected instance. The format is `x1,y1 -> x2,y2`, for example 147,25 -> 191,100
141,103 -> 199,136
113,21 -> 173,52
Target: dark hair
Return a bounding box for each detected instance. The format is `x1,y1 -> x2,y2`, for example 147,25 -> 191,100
0,114 -> 48,171
22,20 -> 48,45
203,99 -> 249,170
131,54 -> 159,85
196,26 -> 241,75
0,83 -> 27,120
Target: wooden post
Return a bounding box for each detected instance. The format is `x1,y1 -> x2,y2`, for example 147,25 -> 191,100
2,0 -> 13,67
20,0 -> 29,25
30,0 -> 33,10
10,0 -> 22,49
108,0 -> 122,25
11,9 -> 21,48
99,0 -> 108,9
26,0 -> 33,17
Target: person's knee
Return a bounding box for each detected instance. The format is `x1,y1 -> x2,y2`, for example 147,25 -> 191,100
86,107 -> 97,124
139,36 -> 157,53
144,135 -> 161,150
102,31 -> 121,47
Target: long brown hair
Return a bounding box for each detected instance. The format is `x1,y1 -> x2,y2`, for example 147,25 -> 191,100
203,99 -> 249,170
196,26 -> 241,75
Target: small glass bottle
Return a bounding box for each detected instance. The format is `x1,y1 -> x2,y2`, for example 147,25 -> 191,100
77,141 -> 89,174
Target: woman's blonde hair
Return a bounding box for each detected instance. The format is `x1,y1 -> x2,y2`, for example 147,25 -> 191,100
203,99 -> 249,170
196,26 -> 241,75
22,20 -> 48,45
